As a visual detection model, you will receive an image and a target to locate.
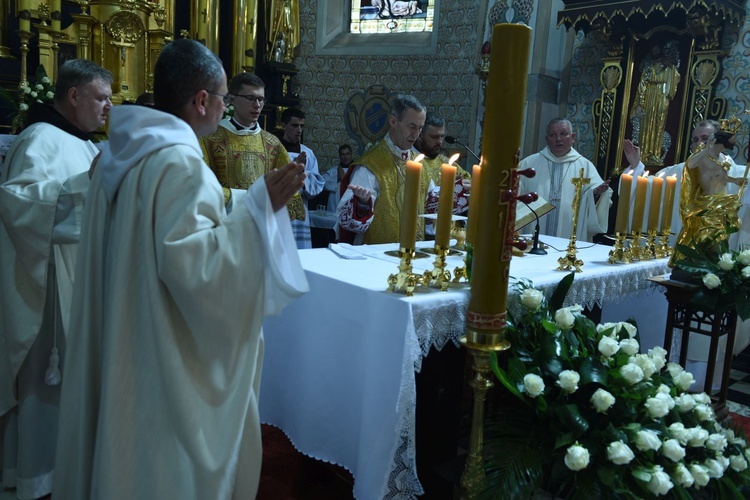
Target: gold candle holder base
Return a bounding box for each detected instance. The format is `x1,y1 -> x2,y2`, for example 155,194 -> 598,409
628,231 -> 646,261
656,230 -> 672,259
422,245 -> 452,291
16,30 -> 35,87
645,229 -> 659,260
556,236 -> 584,272
608,232 -> 631,264
386,247 -> 425,296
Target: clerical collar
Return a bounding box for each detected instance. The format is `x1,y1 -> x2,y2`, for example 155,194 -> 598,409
384,132 -> 412,161
25,102 -> 92,141
230,117 -> 261,134
280,137 -> 301,153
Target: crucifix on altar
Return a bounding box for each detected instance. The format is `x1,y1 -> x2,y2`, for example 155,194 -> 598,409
557,168 -> 589,272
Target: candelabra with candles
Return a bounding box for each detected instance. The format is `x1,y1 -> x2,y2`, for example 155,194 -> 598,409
557,168 -> 588,272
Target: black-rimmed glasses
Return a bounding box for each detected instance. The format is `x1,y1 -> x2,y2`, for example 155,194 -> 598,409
206,91 -> 232,107
233,94 -> 265,106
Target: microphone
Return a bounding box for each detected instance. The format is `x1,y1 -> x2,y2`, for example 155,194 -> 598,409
445,136 -> 481,163
519,197 -> 547,255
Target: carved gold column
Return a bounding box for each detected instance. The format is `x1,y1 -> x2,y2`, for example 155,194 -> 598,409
70,11 -> 97,60
192,0 -> 218,53
232,0 -> 257,75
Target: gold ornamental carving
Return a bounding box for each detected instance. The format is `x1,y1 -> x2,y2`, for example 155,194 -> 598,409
593,60 -> 622,175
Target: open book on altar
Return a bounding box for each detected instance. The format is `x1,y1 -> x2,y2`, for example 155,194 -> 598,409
515,196 -> 555,232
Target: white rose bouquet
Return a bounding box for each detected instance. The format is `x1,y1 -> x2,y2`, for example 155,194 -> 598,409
672,238 -> 750,321
482,274 -> 750,499
0,65 -> 55,133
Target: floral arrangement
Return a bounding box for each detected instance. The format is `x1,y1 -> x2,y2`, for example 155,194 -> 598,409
0,65 -> 54,133
481,273 -> 750,499
672,239 -> 750,321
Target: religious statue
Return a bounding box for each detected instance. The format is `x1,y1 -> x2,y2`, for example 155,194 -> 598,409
272,32 -> 286,63
266,0 -> 299,64
670,119 -> 746,266
629,41 -> 681,166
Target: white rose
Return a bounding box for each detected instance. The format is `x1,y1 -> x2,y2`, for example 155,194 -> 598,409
668,423 -> 689,445
704,458 -> 724,478
41,76 -> 51,84
661,438 -> 685,462
739,249 -> 750,266
675,371 -> 695,391
23,86 -> 31,94
674,393 -> 696,412
649,347 -> 668,371
694,404 -> 714,422
635,429 -> 662,451
691,392 -> 711,405
619,338 -> 640,356
706,433 -> 728,452
520,288 -> 543,310
647,465 -> 674,496
730,454 -> 748,472
590,388 -> 615,413
522,373 -> 545,397
29,91 -> 37,98
34,83 -> 43,91
672,463 -> 694,488
45,91 -> 54,100
556,370 -> 580,393
656,383 -> 670,394
703,272 -> 721,289
645,395 -> 670,419
689,463 -> 710,487
620,363 -> 644,385
618,321 -> 637,338
718,253 -> 735,270
607,440 -> 635,465
19,103 -> 28,111
667,362 -> 683,377
555,307 -> 576,330
631,354 -> 656,379
564,443 -> 590,471
687,427 -> 709,447
598,336 -> 620,357
743,266 -> 750,279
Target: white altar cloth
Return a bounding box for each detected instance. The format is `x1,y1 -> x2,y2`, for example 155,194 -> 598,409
260,237 -> 670,499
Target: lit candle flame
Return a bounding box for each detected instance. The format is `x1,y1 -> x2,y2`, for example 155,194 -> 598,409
657,171 -> 666,178
448,152 -> 461,165
668,174 -> 677,180
413,153 -> 425,162
643,171 -> 649,177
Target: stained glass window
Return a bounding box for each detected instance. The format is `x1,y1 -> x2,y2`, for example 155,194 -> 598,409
350,1 -> 434,34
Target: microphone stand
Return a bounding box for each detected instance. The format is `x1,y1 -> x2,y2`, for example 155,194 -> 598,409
445,136 -> 481,163
520,199 -> 546,255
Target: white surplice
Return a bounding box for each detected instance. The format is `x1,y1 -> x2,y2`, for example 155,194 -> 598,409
289,143 -> 324,249
53,106 -> 308,500
519,147 -> 612,242
0,121 -> 96,498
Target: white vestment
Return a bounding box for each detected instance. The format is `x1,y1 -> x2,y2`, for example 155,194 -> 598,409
519,147 -> 612,242
288,143 -> 324,249
53,106 -> 308,500
0,121 -> 96,498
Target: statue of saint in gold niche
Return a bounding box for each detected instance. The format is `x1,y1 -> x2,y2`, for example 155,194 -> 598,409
267,0 -> 299,64
629,40 -> 681,166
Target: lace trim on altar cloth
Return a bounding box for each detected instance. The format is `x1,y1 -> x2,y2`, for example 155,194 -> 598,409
411,262 -> 670,363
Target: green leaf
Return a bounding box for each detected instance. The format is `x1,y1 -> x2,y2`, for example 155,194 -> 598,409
578,357 -> 608,387
555,404 -> 589,437
489,352 -> 525,400
549,272 -> 575,312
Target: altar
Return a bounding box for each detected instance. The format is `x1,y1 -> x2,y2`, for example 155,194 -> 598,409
259,237 -> 670,499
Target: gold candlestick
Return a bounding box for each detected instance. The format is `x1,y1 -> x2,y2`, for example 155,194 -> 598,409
608,231 -> 632,264
557,168 -> 588,272
16,31 -> 34,88
422,245 -> 452,291
657,230 -> 672,259
645,229 -> 659,259
386,247 -> 424,296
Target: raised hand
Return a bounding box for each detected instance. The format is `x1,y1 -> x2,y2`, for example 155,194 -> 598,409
347,184 -> 372,205
265,161 -> 306,212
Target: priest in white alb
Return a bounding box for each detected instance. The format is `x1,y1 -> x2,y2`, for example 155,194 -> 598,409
0,59 -> 112,499
519,118 -> 612,242
53,39 -> 308,500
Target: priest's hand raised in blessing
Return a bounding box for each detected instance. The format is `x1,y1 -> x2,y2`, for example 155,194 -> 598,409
265,161 -> 306,212
348,184 -> 372,206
